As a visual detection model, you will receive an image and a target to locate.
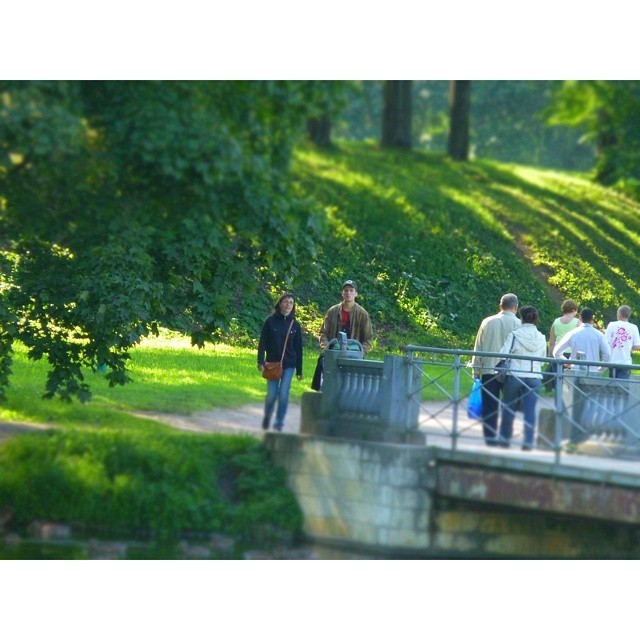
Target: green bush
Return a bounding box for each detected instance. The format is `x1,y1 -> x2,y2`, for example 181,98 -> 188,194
0,426 -> 303,545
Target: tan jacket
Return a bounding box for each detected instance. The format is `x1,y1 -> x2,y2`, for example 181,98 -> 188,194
319,302 -> 373,355
472,310 -> 521,375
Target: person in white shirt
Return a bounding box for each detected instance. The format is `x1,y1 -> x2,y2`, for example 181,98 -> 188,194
553,308 -> 611,373
604,305 -> 640,379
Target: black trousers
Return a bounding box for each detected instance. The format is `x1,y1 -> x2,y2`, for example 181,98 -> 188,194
480,374 -> 503,444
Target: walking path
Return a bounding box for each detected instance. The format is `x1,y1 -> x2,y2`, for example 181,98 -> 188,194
0,421 -> 49,444
131,403 -> 302,437
4,399 -> 640,478
131,400 -> 640,478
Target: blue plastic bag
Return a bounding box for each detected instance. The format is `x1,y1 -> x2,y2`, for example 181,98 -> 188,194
467,378 -> 483,420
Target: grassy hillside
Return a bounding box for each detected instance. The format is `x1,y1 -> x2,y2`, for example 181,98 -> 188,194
292,142 -> 640,349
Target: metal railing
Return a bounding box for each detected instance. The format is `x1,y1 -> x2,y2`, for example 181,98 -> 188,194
403,345 -> 640,464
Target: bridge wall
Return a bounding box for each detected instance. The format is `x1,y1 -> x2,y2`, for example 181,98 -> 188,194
265,433 -> 640,559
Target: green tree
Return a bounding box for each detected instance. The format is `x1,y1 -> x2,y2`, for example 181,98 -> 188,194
546,80 -> 640,185
471,81 -> 591,170
0,81 -> 323,401
305,81 -> 350,148
334,81 -> 591,170
447,80 -> 471,161
381,81 -> 413,149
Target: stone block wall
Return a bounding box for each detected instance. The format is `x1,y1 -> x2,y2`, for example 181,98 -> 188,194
265,434 -> 435,553
265,433 -> 640,559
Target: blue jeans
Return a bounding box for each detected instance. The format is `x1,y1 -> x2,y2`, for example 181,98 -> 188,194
264,367 -> 295,430
500,376 -> 541,447
609,367 -> 630,380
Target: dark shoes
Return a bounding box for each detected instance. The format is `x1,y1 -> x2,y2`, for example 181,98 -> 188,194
521,444 -> 533,452
262,418 -> 283,432
486,439 -> 510,448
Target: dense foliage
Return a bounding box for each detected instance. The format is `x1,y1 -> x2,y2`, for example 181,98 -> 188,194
333,81 -> 592,170
546,81 -> 640,189
2,81 -> 640,402
0,425 -> 303,545
0,81 -> 326,402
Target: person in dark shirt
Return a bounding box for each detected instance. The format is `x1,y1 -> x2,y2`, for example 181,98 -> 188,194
257,293 -> 303,431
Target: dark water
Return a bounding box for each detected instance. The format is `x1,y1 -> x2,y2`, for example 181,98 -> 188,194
0,539 -> 182,560
0,536 -> 389,560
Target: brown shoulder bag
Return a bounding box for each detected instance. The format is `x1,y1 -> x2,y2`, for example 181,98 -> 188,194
262,318 -> 295,381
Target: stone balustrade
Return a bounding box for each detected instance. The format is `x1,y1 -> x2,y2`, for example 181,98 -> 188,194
561,370 -> 640,447
301,351 -> 424,444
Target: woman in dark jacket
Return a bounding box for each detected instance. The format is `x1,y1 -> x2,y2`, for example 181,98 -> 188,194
257,293 -> 303,431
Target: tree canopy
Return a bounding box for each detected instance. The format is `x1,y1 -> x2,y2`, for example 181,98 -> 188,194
545,80 -> 640,187
2,80 -> 640,402
0,81 -> 324,401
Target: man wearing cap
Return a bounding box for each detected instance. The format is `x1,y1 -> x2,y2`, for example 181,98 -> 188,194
319,279 -> 373,356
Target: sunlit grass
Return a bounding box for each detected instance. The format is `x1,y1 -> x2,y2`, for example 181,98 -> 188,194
0,338 -> 320,428
293,142 -> 640,347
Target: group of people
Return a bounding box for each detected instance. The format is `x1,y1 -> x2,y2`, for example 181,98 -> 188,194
472,294 -> 640,451
257,280 -> 372,432
256,281 -> 640,442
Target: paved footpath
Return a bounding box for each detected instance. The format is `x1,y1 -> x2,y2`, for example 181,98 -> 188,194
0,405 -> 294,442
131,403 -> 301,437
0,421 -> 49,444
132,402 -> 640,478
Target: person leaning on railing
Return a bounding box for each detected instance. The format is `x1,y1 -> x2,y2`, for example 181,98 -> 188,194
318,279 -> 373,356
498,306 -> 547,451
312,279 -> 373,392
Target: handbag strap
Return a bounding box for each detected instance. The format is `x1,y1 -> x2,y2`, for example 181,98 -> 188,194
508,333 -> 516,353
279,318 -> 295,365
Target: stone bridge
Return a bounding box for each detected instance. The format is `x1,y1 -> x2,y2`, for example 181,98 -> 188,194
265,349 -> 640,559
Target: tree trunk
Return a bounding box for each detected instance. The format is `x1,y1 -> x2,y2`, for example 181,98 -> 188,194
381,81 -> 412,149
447,80 -> 471,161
594,107 -> 618,184
307,114 -> 332,148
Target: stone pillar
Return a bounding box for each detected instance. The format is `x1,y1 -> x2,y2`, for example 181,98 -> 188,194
379,355 -> 421,432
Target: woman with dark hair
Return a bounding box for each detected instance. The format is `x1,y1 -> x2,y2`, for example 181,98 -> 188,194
497,305 -> 547,451
257,293 -> 303,431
